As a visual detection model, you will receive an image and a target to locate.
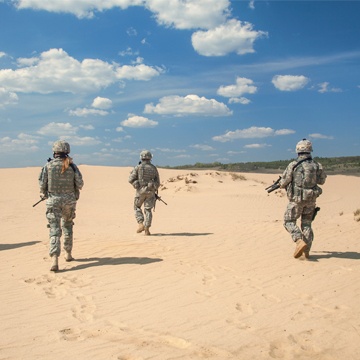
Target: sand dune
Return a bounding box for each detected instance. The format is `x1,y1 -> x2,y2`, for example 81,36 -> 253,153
1,166 -> 360,360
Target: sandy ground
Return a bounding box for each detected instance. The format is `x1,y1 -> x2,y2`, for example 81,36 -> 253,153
1,165 -> 360,360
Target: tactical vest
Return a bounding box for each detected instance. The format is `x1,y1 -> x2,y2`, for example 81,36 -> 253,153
293,160 -> 318,189
47,159 -> 76,194
290,158 -> 321,202
138,163 -> 158,187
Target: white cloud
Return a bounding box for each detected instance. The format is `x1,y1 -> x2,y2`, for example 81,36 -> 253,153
0,52 -> 7,58
272,75 -> 309,91
244,143 -> 271,149
309,133 -> 334,140
13,0 -> 230,29
79,124 -> 95,130
92,96 -> 113,109
121,115 -> 158,128
0,133 -> 39,153
217,77 -> 257,98
0,87 -> 19,108
212,126 -> 295,142
37,122 -> 78,136
229,97 -> 251,105
190,144 -> 215,151
274,129 -> 296,136
0,48 -> 162,94
60,136 -> 102,146
69,108 -> 109,117
192,19 -> 267,57
317,82 -> 342,93
13,0 -> 142,19
144,94 -> 232,116
145,0 -> 230,30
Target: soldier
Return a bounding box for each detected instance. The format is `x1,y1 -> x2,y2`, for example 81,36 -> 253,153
279,139 -> 326,259
129,150 -> 160,236
38,140 -> 84,271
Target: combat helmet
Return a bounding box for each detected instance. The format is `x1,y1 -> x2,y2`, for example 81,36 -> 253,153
296,139 -> 313,153
52,140 -> 70,154
140,150 -> 152,161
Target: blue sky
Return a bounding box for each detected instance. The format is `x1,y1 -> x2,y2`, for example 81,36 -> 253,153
0,0 -> 359,168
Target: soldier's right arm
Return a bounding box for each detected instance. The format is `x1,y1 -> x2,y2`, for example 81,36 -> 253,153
279,162 -> 295,189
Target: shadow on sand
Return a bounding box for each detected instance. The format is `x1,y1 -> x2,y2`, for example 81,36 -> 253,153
308,251 -> 360,261
153,232 -> 213,237
0,241 -> 41,251
60,256 -> 163,272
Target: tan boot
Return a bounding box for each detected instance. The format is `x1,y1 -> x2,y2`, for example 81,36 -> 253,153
137,223 -> 145,233
144,227 -> 151,236
64,251 -> 74,262
294,239 -> 307,259
50,255 -> 59,272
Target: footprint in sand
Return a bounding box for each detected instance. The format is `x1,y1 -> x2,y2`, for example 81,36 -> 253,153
235,302 -> 254,315
71,295 -> 96,322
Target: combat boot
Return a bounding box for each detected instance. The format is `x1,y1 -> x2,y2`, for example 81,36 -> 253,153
50,255 -> 59,272
294,239 -> 307,259
64,251 -> 74,262
137,223 -> 145,233
144,227 -> 151,236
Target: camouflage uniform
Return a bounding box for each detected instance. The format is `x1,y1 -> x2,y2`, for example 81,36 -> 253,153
129,151 -> 160,234
39,148 -> 84,260
279,141 -> 326,257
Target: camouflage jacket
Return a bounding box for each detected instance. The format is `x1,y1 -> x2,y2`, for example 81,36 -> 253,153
39,158 -> 84,198
280,155 -> 326,202
129,161 -> 160,192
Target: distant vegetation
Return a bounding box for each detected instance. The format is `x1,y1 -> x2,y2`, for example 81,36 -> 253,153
161,156 -> 360,175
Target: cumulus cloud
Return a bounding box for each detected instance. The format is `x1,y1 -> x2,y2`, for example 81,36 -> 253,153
309,133 -> 334,140
217,77 -> 257,103
212,126 -> 295,142
0,87 -> 19,108
145,0 -> 230,30
13,0 -> 142,19
69,108 -> 109,117
244,143 -> 271,149
37,122 -> 78,136
121,115 -> 158,128
190,144 -> 215,151
272,75 -> 309,91
144,94 -> 232,116
59,135 -> 102,146
229,97 -> 251,105
192,19 -> 267,56
317,82 -> 342,93
0,48 -> 162,94
92,96 -> 113,109
0,133 -> 39,153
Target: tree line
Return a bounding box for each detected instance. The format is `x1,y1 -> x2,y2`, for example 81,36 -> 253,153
161,156 -> 360,175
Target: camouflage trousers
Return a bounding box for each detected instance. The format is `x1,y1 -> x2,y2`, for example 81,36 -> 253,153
283,200 -> 316,251
45,193 -> 77,257
134,189 -> 156,228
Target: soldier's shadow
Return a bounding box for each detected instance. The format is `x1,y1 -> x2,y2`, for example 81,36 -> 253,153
153,232 -> 213,237
308,251 -> 360,261
61,256 -> 163,272
0,241 -> 40,251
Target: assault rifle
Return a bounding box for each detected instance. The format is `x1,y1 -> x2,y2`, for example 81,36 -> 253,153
155,193 -> 167,205
265,176 -> 282,193
32,195 -> 47,207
